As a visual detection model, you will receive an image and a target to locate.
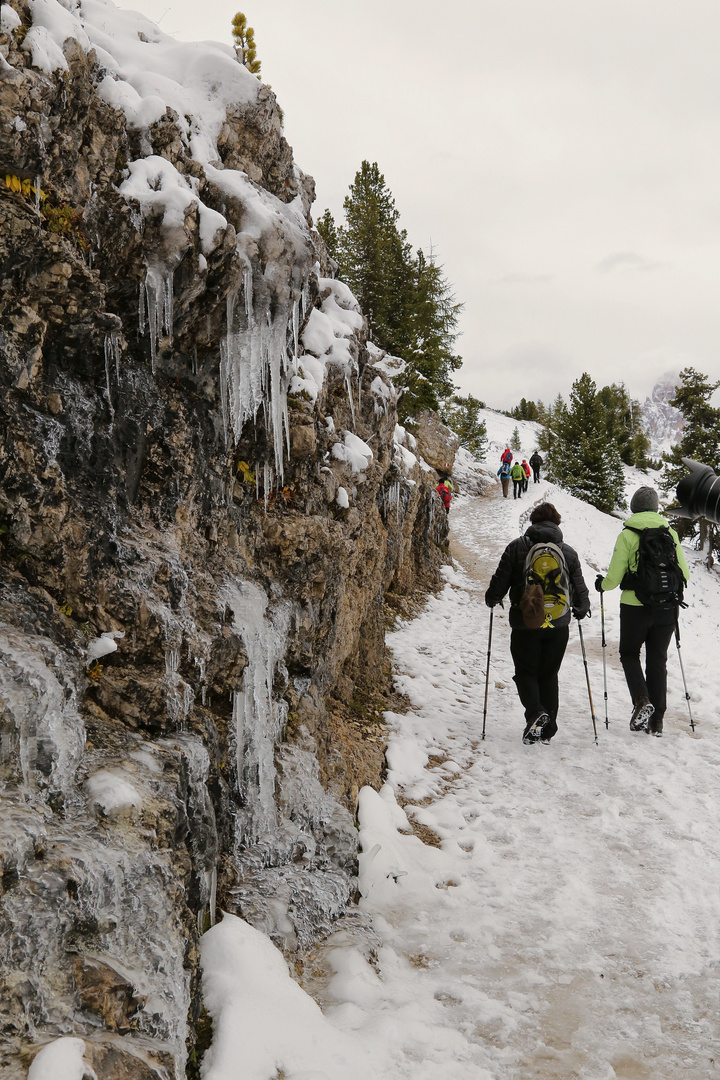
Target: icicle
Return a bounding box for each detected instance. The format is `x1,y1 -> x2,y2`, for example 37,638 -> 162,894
34,175 -> 41,214
223,583 -> 290,849
140,265 -> 175,372
292,298 -> 300,359
345,371 -> 356,430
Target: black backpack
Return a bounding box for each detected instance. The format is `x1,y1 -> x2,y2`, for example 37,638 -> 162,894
621,526 -> 685,607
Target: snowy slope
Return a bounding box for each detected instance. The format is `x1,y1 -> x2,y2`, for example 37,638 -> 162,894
200,475 -> 720,1079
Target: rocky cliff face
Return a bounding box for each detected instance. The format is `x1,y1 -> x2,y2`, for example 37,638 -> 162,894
0,4 -> 451,1076
642,375 -> 684,460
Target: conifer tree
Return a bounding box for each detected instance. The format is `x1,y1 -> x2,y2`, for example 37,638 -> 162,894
316,209 -> 339,264
232,12 -> 261,76
537,394 -> 564,453
401,248 -> 463,415
510,398 -> 539,421
443,394 -> 487,459
663,367 -> 720,553
510,426 -> 522,452
547,373 -> 625,512
335,161 -> 415,361
597,382 -> 650,467
334,162 -> 462,419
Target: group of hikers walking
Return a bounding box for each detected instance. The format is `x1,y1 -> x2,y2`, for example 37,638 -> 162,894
497,447 -> 543,499
484,485 -> 690,744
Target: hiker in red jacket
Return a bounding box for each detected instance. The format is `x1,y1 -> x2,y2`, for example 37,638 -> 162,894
436,475 -> 452,512
521,459 -> 531,493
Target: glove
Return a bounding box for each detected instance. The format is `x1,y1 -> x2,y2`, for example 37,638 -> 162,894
573,608 -> 591,620
594,573 -> 604,593
485,597 -> 504,609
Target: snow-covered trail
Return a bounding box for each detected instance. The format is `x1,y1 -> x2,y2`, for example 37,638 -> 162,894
201,478 -> 720,1080
345,482 -> 720,1079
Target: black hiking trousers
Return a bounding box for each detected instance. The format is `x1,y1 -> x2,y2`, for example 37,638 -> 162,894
510,626 -> 570,740
512,479 -> 523,499
619,603 -> 676,726
532,467 -> 540,483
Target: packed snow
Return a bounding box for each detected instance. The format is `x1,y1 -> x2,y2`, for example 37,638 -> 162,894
27,1036 -> 87,1080
201,431 -> 720,1077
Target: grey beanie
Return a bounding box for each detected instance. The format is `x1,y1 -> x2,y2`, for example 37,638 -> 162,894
630,486 -> 659,514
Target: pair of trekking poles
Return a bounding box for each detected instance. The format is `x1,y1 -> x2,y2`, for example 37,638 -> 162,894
481,592 -> 695,742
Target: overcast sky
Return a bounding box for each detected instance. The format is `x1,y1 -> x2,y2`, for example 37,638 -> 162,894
115,0 -> 720,409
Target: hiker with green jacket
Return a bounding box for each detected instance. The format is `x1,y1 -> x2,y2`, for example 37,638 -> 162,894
510,461 -> 525,500
596,487 -> 690,736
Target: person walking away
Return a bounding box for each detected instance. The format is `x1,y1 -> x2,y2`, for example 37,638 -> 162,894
485,502 -> 590,743
595,486 -> 689,736
521,459 -> 531,492
436,474 -> 452,512
530,451 -> 543,483
510,460 -> 525,499
497,460 -> 511,498
501,447 -> 513,466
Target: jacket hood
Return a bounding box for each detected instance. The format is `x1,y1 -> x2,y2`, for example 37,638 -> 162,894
624,511 -> 670,530
524,520 -> 564,545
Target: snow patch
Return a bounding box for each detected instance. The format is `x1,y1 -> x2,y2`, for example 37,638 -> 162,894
85,769 -> 142,818
27,1037 -> 89,1080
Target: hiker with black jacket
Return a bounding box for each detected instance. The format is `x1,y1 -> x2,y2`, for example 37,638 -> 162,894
596,486 -> 689,736
485,503 -> 590,744
529,451 -> 543,483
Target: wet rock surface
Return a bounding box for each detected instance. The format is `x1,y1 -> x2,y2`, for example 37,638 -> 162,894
0,5 -> 452,1076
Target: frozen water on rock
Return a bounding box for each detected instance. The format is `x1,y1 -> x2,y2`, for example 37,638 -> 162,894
0,629 -> 85,800
220,277 -> 304,484
139,264 -> 174,372
103,332 -> 121,422
223,582 -> 290,850
0,626 -> 190,1067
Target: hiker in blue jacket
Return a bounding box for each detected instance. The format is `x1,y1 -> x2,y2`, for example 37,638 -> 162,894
497,460 -> 511,498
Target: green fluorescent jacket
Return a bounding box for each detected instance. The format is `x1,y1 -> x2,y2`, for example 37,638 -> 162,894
601,510 -> 690,607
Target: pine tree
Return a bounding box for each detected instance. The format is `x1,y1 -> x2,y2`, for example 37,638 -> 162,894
335,162 -> 414,361
537,394 -> 564,453
510,398 -> 539,421
547,373 -> 626,512
232,12 -> 261,76
401,248 -> 463,416
443,394 -> 487,459
510,426 -> 522,452
662,367 -> 720,553
335,162 -> 462,420
597,382 -> 650,467
316,209 -> 339,265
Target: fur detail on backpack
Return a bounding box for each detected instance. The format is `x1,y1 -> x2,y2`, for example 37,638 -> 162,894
519,542 -> 572,629
621,526 -> 686,607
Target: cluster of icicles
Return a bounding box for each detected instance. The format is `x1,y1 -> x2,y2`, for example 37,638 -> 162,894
137,263 -> 313,487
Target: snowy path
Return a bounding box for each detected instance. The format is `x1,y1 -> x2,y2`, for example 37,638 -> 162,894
203,480 -> 720,1080
343,483 -> 720,1079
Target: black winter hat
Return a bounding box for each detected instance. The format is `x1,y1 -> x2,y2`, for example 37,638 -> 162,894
630,486 -> 659,513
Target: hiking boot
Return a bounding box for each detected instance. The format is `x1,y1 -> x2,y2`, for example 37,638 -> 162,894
647,718 -> 663,737
629,699 -> 654,732
523,712 -> 549,744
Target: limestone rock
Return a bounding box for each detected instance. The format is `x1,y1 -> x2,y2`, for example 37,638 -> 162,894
72,957 -> 144,1033
408,410 -> 459,472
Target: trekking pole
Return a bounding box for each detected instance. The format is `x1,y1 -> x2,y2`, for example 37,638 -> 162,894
482,609 -> 494,740
577,621 -> 599,745
674,619 -> 695,732
600,591 -> 609,729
